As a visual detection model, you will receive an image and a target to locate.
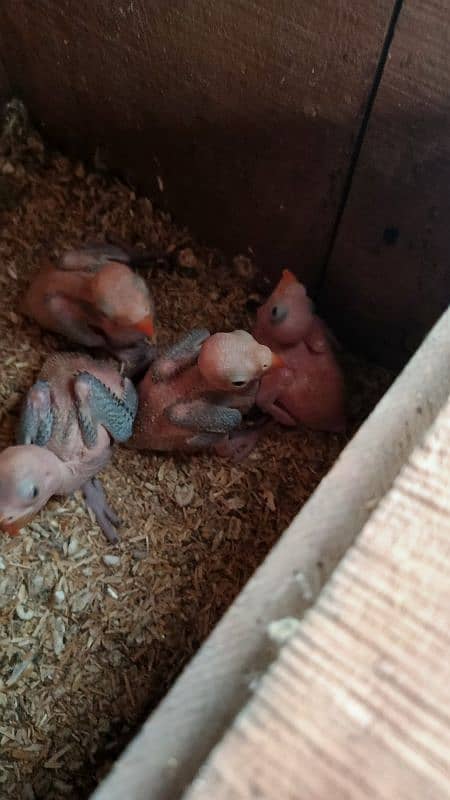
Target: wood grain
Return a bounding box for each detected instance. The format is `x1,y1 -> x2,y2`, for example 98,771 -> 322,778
320,0 -> 450,367
0,0 -> 394,286
184,390 -> 450,799
0,57 -> 10,104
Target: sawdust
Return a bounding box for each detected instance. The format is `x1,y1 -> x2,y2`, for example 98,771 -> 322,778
0,118 -> 394,799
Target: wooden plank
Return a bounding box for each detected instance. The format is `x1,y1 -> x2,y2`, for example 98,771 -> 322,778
90,308 -> 450,800
184,389 -> 450,799
0,0 -> 395,285
0,58 -> 10,105
320,0 -> 450,367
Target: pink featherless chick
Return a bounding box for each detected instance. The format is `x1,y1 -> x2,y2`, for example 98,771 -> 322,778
22,242 -> 163,376
0,353 -> 138,543
128,328 -> 285,460
252,269 -> 346,432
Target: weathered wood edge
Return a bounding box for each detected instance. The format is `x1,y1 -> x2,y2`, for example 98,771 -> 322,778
91,308 -> 450,800
184,390 -> 450,799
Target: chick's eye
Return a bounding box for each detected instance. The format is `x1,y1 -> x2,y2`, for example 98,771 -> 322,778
232,380 -> 246,387
18,478 -> 39,502
271,305 -> 288,323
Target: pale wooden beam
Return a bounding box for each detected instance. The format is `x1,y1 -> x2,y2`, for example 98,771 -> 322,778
184,391 -> 450,799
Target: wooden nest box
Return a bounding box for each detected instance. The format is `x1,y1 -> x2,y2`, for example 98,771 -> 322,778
0,1 -> 449,798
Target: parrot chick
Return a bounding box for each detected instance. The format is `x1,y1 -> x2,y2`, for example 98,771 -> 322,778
0,353 -> 138,543
253,269 -> 346,432
128,328 -> 284,460
22,242 -> 159,376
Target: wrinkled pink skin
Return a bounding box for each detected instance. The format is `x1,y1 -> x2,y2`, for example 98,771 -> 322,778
23,259 -> 155,348
22,247 -> 157,379
36,353 -> 119,474
253,273 -> 346,432
129,330 -> 279,459
130,363 -> 257,452
0,354 -> 125,535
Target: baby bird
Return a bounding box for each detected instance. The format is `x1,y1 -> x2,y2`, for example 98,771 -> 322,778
128,328 -> 284,460
253,269 -> 346,432
22,242 -> 159,375
0,353 -> 137,543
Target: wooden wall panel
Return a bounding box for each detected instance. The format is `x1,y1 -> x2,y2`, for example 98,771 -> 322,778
320,0 -> 450,367
0,0 -> 394,287
0,60 -> 10,105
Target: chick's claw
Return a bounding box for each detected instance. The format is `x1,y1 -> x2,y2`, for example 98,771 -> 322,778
82,477 -> 121,544
214,429 -> 261,462
114,340 -> 158,379
256,368 -> 297,426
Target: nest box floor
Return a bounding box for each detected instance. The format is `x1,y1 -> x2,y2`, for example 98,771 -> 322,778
0,125 -> 393,800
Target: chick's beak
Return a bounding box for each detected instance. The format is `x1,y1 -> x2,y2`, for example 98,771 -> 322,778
282,269 -> 297,283
269,352 -> 286,370
0,512 -> 35,537
135,316 -> 155,338
278,269 -> 298,291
